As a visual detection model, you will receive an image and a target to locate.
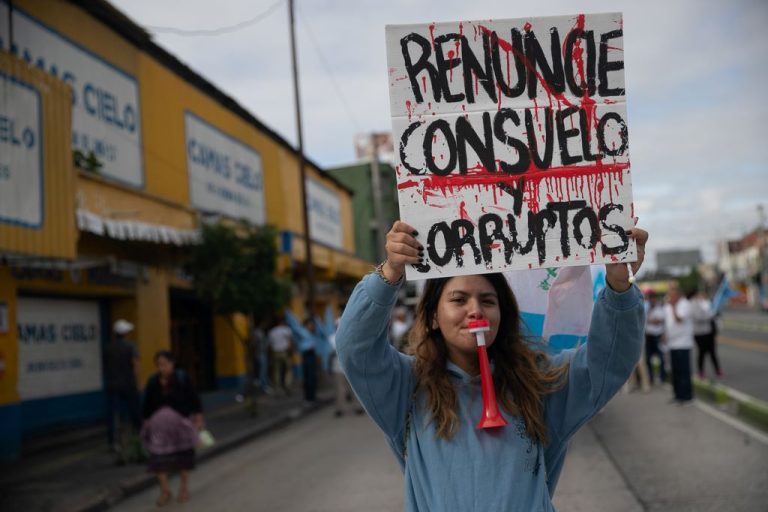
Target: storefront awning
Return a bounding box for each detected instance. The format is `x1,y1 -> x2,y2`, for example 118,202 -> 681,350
77,209 -> 200,246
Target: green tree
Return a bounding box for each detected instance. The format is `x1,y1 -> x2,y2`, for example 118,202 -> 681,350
678,267 -> 702,295
185,221 -> 291,342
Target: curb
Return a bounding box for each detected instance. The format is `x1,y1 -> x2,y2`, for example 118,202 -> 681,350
693,378 -> 768,433
70,395 -> 334,512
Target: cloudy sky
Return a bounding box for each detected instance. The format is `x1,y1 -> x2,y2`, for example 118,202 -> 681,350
111,0 -> 767,267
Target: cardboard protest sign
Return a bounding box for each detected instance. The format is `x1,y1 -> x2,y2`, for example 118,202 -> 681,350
385,13 -> 635,280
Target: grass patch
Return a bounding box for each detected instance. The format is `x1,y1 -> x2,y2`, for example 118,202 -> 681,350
737,399 -> 768,433
692,379 -> 730,405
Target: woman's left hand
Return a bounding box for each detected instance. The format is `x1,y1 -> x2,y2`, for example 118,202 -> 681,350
605,226 -> 649,292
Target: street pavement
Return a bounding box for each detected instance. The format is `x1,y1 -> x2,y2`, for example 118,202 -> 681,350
111,386 -> 768,512
717,308 -> 768,402
588,388 -> 768,512
114,405 -> 403,512
2,307 -> 766,512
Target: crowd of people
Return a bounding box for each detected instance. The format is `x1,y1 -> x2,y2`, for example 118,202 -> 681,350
634,280 -> 723,405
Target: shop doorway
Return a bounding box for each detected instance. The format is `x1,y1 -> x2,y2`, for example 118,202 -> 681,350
169,289 -> 215,391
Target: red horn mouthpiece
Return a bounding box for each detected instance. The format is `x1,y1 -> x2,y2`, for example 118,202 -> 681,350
470,319 -> 508,429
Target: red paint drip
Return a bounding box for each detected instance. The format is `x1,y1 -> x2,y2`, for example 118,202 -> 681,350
574,15 -> 599,151
397,164 -> 630,215
428,23 -> 436,50
448,49 -> 455,81
459,201 -> 475,225
405,100 -> 413,121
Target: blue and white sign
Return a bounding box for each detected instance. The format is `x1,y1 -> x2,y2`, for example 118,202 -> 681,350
0,4 -> 143,187
306,178 -> 343,249
185,112 -> 265,224
16,298 -> 103,400
0,72 -> 42,227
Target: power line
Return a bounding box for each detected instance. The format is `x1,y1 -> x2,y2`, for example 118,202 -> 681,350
145,0 -> 285,37
296,4 -> 362,133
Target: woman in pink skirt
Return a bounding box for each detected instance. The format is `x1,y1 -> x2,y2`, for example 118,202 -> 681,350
142,351 -> 203,506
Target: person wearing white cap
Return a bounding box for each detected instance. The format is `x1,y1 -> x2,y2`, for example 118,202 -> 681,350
104,318 -> 141,458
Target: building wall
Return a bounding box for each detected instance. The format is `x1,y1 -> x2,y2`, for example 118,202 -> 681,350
327,161 -> 400,263
0,0 -> 371,461
0,51 -> 76,258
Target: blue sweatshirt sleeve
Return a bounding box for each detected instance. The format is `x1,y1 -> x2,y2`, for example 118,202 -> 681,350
335,273 -> 415,443
542,284 -> 644,490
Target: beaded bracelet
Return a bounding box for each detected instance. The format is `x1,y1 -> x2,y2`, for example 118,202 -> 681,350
374,260 -> 404,286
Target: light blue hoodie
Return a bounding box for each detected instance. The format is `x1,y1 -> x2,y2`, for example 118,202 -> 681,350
336,273 -> 644,512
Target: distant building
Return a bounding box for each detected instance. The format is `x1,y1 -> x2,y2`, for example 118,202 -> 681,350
718,228 -> 768,308
326,158 -> 400,264
656,249 -> 702,276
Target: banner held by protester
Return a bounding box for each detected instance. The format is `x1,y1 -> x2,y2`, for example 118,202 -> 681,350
386,12 -> 636,280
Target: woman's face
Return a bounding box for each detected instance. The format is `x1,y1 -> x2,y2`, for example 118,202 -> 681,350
433,275 -> 501,373
156,355 -> 174,378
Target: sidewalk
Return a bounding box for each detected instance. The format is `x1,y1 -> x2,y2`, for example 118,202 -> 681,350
0,386 -> 335,512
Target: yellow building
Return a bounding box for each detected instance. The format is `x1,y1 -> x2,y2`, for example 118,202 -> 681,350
0,0 -> 368,461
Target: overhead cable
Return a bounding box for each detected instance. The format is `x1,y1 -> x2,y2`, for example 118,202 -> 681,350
297,5 -> 362,132
145,0 -> 285,36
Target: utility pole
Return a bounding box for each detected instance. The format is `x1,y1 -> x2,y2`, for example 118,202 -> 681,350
7,0 -> 13,53
288,0 -> 315,314
369,134 -> 386,262
758,204 -> 767,309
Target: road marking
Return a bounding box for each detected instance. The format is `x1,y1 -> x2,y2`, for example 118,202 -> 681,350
722,318 -> 768,334
719,336 -> 768,353
694,401 -> 768,446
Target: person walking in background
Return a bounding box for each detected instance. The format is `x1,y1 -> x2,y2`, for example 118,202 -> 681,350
328,317 -> 364,417
268,317 -> 294,395
238,322 -> 269,412
249,322 -> 271,395
690,290 -> 723,380
104,319 -> 142,459
664,281 -> 695,405
295,318 -> 322,403
644,290 -> 667,385
254,321 -> 272,393
390,306 -> 412,352
142,351 -> 204,506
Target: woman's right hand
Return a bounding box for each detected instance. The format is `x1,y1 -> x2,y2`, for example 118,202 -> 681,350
382,220 -> 423,283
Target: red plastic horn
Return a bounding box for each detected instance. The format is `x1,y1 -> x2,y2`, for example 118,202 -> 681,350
468,319 -> 508,429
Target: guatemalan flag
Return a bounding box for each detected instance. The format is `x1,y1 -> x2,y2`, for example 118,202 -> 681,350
505,265 -> 606,354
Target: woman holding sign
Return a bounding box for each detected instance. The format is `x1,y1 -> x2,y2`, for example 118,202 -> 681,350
335,220 -> 647,511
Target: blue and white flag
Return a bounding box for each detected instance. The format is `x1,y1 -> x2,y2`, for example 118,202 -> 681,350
284,310 -> 333,370
711,276 -> 738,314
505,265 -> 605,354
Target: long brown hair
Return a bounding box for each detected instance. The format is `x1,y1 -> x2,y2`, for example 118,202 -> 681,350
408,273 -> 569,444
